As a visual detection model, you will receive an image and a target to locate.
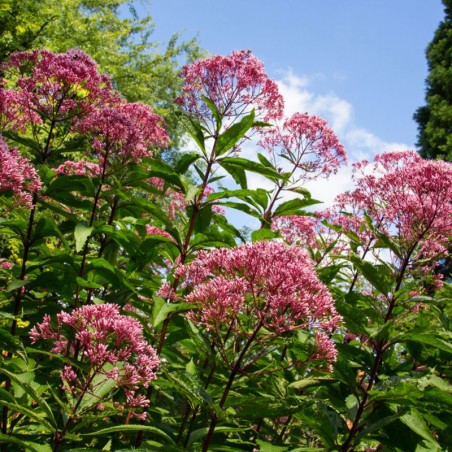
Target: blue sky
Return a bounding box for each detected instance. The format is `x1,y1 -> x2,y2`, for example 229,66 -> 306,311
134,1 -> 445,212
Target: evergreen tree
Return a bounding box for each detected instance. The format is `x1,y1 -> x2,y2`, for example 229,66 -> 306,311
414,0 -> 452,161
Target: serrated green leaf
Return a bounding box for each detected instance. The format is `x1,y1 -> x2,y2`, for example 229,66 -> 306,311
82,425 -> 176,445
251,228 -> 277,242
174,152 -> 203,174
219,156 -> 282,180
273,198 -> 321,217
348,256 -> 394,296
0,434 -> 49,452
400,409 -> 440,446
0,367 -> 56,429
394,333 -> 452,354
216,110 -> 255,156
74,222 -> 93,253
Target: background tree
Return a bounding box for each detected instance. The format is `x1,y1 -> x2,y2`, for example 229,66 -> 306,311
413,0 -> 452,161
0,0 -> 203,149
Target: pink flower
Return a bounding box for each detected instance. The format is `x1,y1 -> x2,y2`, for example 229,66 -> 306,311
259,112 -> 347,184
3,49 -> 115,122
54,160 -> 102,177
203,185 -> 226,215
0,136 -> 42,207
0,80 -> 37,131
271,215 -> 317,247
178,241 -> 340,363
0,259 -> 13,269
30,304 -> 160,418
145,225 -> 174,242
335,151 -> 452,283
177,50 -> 284,134
76,102 -> 168,167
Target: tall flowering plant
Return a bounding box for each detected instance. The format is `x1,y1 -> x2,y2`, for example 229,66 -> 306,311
320,151 -> 452,451
0,46 -> 451,452
30,304 -> 159,447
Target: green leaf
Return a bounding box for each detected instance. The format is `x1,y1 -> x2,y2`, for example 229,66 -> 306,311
348,256 -> 394,296
255,439 -> 288,451
373,231 -> 403,259
187,426 -> 250,447
194,204 -> 213,233
201,95 -> 222,129
288,186 -> 312,198
77,367 -> 117,413
207,188 -> 265,202
257,152 -> 275,169
219,156 -> 282,180
400,409 -> 440,446
394,333 -> 452,354
147,158 -> 185,192
45,174 -> 96,198
251,228 -> 277,242
220,161 -> 248,188
0,367 -> 57,429
82,425 -> 176,445
273,198 -> 321,216
152,298 -> 191,328
289,377 -> 335,390
177,113 -> 206,153
216,110 -> 255,156
355,407 -> 409,441
174,152 -> 203,174
74,222 -> 93,253
0,434 -> 49,452
163,368 -> 212,408
219,201 -> 262,218
0,400 -> 55,433
0,328 -> 27,360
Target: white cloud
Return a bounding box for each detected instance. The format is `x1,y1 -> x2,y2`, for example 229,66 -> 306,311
277,70 -> 353,134
270,70 -> 412,208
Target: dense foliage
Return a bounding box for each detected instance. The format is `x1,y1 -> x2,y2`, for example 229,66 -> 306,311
414,0 -> 452,161
0,47 -> 451,452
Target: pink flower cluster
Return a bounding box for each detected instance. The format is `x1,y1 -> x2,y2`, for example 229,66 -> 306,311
0,259 -> 13,269
148,176 -> 188,220
30,303 -> 160,419
259,113 -> 347,183
76,101 -> 168,167
54,160 -> 102,177
335,151 -> 452,276
2,49 -> 114,125
0,80 -> 34,131
271,215 -> 317,247
145,225 -> 174,242
177,50 -> 284,132
0,136 -> 42,207
177,241 -> 340,362
203,185 -> 226,215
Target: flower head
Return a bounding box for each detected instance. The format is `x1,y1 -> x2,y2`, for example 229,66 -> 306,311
259,112 -> 347,184
177,241 -> 340,363
54,160 -> 102,177
0,136 -> 42,207
77,102 -> 168,167
3,49 -> 115,121
335,151 -> 452,279
30,303 -> 159,418
177,50 -> 284,133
